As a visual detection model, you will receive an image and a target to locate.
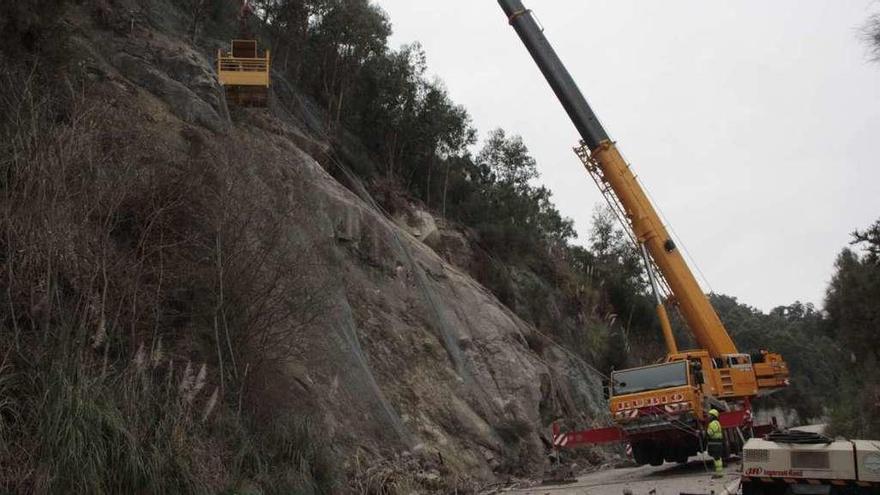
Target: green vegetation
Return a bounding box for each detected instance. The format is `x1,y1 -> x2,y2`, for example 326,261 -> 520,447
248,0 -> 668,369
702,220 -> 880,436
864,12 -> 880,61
0,33 -> 338,493
825,220 -> 880,437
253,1 -> 880,437
709,296 -> 842,421
0,0 -> 625,491
2,0 -> 878,491
0,0 -> 67,56
232,3 -> 880,433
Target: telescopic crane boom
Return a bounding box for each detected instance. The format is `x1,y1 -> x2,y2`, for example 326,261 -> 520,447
498,0 -> 736,358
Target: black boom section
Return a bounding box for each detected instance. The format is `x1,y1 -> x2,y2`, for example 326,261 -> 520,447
497,0 -> 610,150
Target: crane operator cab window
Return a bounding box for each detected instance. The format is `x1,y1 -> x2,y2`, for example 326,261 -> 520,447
723,354 -> 753,370
611,361 -> 689,397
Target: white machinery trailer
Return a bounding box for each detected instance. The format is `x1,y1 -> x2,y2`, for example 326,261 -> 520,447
742,433 -> 880,495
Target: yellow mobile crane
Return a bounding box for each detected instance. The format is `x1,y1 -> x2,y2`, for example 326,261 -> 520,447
496,0 -> 790,465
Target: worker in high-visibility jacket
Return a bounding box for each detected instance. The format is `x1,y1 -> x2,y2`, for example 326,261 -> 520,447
706,409 -> 724,476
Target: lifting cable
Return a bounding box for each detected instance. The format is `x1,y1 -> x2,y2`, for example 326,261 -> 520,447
636,174 -> 715,295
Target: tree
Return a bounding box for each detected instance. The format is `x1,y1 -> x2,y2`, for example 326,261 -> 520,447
824,219 -> 880,437
826,249 -> 880,363
477,128 -> 539,192
469,129 -> 575,260
352,42 -> 426,177
864,13 -> 880,61
710,294 -> 841,422
188,0 -> 204,41
407,79 -> 474,208
0,0 -> 67,55
305,0 -> 391,125
851,219 -> 880,264
584,205 -> 658,350
255,0 -> 317,80
589,205 -> 643,290
534,186 -> 576,244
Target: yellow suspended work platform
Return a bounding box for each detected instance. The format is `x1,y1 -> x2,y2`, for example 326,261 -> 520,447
217,39 -> 270,107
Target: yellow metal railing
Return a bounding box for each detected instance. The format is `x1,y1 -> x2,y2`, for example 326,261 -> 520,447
217,49 -> 271,87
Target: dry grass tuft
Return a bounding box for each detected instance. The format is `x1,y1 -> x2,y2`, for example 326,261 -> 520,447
0,52 -> 338,493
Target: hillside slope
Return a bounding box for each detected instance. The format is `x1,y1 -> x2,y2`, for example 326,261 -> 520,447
0,1 -> 610,492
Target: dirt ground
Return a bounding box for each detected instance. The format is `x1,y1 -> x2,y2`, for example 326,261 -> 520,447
495,455 -> 743,495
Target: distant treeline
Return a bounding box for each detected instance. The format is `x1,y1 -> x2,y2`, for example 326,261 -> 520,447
706,221 -> 879,436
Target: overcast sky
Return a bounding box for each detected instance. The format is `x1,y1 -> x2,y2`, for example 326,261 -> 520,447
374,0 -> 880,312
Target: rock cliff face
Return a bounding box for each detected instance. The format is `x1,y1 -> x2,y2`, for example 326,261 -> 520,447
67,0 -> 607,484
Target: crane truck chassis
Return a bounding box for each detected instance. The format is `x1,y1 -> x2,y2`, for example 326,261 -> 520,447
551,361 -> 780,466
496,0 -> 790,464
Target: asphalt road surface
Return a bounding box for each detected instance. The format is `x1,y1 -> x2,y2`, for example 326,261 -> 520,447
498,455 -> 743,495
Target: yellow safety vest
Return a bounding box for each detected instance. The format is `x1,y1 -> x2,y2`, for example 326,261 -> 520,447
707,419 -> 723,441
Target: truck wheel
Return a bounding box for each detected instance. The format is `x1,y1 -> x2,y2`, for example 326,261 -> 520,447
633,441 -> 665,466
648,448 -> 664,466
744,481 -> 787,495
662,447 -> 688,464
742,482 -> 762,495
673,448 -> 689,464
632,442 -> 651,466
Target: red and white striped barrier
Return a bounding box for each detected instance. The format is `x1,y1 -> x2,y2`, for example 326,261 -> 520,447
553,433 -> 569,448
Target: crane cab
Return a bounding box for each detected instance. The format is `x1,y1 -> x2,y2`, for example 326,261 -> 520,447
217,39 -> 270,107
666,349 -> 788,401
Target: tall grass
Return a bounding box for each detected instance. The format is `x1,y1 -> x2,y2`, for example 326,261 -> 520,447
0,364 -> 18,456
37,367 -> 158,493
0,56 -> 339,493
0,340 -> 217,493
229,417 -> 339,495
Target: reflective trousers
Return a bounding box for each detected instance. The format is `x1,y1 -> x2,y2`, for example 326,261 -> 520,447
707,440 -> 724,473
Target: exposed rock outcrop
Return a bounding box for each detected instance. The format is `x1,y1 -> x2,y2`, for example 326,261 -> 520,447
65,2 -> 609,486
